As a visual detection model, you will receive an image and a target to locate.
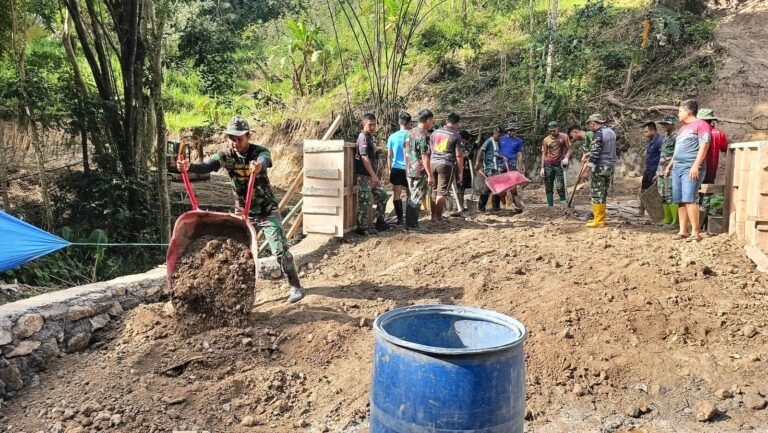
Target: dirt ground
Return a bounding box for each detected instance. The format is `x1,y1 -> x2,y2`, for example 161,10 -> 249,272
1,177 -> 767,433
700,0 -> 768,142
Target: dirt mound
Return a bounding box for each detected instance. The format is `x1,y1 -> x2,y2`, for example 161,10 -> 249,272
3,198 -> 768,432
172,235 -> 255,333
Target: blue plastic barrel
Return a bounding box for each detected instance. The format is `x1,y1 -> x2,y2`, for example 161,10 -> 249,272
370,305 -> 527,433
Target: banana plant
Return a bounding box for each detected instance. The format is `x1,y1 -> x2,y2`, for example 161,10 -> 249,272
286,19 -> 323,96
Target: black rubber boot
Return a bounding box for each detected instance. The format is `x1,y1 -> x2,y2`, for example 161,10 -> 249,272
478,193 -> 490,212
375,217 -> 390,231
394,199 -> 404,224
492,195 -> 501,211
405,205 -> 418,229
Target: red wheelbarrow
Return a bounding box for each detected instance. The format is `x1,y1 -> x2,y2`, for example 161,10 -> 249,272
479,161 -> 531,195
166,144 -> 260,290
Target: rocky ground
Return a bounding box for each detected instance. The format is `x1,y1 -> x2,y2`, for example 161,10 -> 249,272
1,179 -> 767,433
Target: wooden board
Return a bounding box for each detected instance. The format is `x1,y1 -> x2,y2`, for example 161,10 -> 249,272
303,140 -> 346,153
304,224 -> 337,235
305,168 -> 341,179
303,206 -> 339,215
699,184 -> 725,194
302,187 -> 340,197
745,245 -> 768,273
725,141 -> 768,265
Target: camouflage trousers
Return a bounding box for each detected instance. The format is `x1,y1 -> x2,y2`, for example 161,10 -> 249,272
590,165 -> 614,205
406,176 -> 429,212
356,175 -> 389,228
253,210 -> 300,288
544,164 -> 566,200
656,175 -> 673,203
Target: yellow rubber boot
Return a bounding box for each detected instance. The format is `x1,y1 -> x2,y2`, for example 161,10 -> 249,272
586,204 -> 606,228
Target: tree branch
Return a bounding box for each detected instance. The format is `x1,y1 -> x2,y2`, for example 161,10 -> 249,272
606,95 -> 768,130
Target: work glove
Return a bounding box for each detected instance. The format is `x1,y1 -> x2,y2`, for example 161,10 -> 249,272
561,157 -> 569,168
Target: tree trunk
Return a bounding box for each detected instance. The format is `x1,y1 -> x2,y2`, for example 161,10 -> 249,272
63,11 -> 105,160
545,0 -> 558,84
147,0 -> 171,243
26,116 -> 54,230
11,0 -> 53,229
0,123 -> 9,210
622,62 -> 635,98
80,127 -> 90,175
529,0 -> 536,116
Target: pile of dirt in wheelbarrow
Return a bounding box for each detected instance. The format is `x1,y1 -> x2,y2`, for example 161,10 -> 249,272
171,235 -> 255,332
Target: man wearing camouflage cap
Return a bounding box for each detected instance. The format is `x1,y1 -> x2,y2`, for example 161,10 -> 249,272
177,116 -> 305,303
581,114 -> 617,227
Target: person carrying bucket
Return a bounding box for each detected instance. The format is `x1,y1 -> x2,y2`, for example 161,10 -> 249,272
177,116 -> 305,304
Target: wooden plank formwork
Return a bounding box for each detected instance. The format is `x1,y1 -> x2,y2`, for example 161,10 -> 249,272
302,140 -> 357,237
724,141 -> 768,270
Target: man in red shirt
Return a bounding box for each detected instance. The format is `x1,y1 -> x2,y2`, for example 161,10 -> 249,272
698,108 -> 729,184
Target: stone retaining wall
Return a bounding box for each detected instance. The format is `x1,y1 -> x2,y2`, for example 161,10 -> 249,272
0,234 -> 337,401
0,268 -> 167,400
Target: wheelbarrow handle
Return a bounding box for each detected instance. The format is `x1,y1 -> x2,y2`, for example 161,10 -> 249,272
243,171 -> 256,221
177,141 -> 199,210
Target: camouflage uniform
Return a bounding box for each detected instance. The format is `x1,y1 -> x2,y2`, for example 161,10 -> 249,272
355,131 -> 389,229
188,120 -> 301,291
589,166 -> 614,204
404,126 -> 431,227
543,165 -> 566,200
656,132 -> 676,203
355,175 -> 389,227
586,125 -> 617,205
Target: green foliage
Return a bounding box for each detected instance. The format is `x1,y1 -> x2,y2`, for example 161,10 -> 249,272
0,35 -> 72,124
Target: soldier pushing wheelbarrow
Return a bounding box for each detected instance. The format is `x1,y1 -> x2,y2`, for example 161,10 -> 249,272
173,116 -> 305,304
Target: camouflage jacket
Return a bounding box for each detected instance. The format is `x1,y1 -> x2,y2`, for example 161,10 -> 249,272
405,126 -> 431,179
189,143 -> 278,217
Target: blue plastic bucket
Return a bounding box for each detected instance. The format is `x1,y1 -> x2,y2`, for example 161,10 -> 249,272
370,305 -> 527,433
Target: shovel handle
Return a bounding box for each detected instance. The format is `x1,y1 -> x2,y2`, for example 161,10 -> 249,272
177,141 -> 199,210
243,171 -> 256,220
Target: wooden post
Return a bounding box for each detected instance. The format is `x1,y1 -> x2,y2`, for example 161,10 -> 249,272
287,213 -> 304,240
277,171 -> 304,211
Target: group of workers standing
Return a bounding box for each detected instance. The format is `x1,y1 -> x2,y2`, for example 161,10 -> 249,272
173,97 -> 725,304
639,99 -> 729,242
354,109 -> 621,232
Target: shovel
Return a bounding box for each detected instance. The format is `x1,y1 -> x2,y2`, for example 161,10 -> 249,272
166,143 -> 261,291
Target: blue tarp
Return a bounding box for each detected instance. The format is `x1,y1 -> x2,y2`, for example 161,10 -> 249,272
0,211 -> 70,272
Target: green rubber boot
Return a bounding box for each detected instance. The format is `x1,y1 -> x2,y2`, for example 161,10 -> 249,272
546,193 -> 554,207
659,204 -> 673,226
664,204 -> 679,229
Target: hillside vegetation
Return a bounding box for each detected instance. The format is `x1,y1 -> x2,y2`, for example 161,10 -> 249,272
0,0 -> 716,287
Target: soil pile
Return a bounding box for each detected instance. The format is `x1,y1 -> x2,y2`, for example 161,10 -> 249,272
2,181 -> 768,433
172,235 -> 256,332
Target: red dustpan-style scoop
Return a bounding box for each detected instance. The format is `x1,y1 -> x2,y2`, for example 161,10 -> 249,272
166,144 -> 260,290
483,162 -> 531,195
